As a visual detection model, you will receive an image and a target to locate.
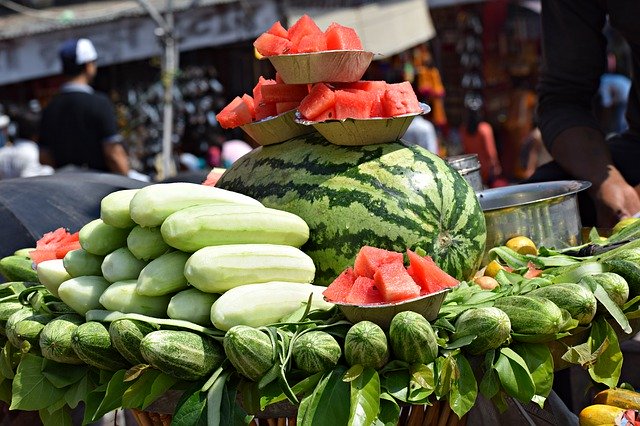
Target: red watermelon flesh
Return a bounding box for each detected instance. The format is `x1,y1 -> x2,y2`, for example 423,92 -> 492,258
312,107 -> 336,122
334,90 -> 374,119
325,23 -> 363,50
267,21 -> 288,38
254,33 -> 293,57
345,277 -> 383,304
374,260 -> 421,303
406,249 -> 459,294
287,15 -> 324,51
382,81 -> 422,117
30,228 -> 81,265
276,101 -> 299,115
261,83 -> 309,103
354,246 -> 404,279
217,96 -> 253,129
241,94 -> 256,120
323,267 -> 357,302
297,33 -> 328,53
298,83 -> 336,121
253,77 -> 276,105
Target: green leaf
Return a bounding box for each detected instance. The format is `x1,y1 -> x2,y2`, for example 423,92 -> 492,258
207,371 -> 230,426
379,369 -> 410,403
410,363 -> 435,391
41,360 -> 88,388
435,355 -> 456,398
375,392 -> 401,426
343,364 -> 364,383
124,364 -> 151,382
64,374 -> 93,409
171,382 -> 208,426
0,341 -> 17,380
494,348 -> 535,402
91,369 -> 129,421
445,334 -> 477,350
592,284 -> 631,333
588,318 -> 623,388
219,380 -> 252,426
348,367 -> 380,426
561,342 -> 594,366
39,406 -> 72,426
510,343 -> 554,408
10,354 -> 66,411
0,379 -> 12,404
82,388 -> 106,425
479,368 -> 499,399
121,369 -> 177,410
297,366 -> 350,426
449,354 -> 477,419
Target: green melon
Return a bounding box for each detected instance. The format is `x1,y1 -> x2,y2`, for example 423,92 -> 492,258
389,311 -> 438,364
109,319 -> 156,366
223,325 -> 274,381
216,133 -> 486,285
452,307 -> 511,355
344,321 -> 389,369
292,331 -> 341,374
39,314 -> 85,364
528,283 -> 597,325
71,321 -> 129,371
6,309 -> 52,352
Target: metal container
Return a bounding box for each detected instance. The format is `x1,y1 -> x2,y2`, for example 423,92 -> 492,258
446,154 -> 483,192
477,180 -> 591,263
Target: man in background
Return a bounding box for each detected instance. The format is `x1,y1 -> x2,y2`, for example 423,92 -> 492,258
39,38 -> 131,176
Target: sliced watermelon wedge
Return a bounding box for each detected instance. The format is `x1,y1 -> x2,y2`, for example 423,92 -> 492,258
30,228 -> 81,265
406,249 -> 459,294
323,267 -> 357,302
345,276 -> 383,304
374,259 -> 420,303
354,245 -> 403,279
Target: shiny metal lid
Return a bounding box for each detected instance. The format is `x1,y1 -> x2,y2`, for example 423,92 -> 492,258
477,180 -> 591,211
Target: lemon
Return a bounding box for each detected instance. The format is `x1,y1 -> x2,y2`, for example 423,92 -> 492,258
613,217 -> 640,235
505,236 -> 538,256
484,260 -> 505,278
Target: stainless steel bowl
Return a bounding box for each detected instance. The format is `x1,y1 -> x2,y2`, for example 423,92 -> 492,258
477,180 -> 591,263
446,154 -> 483,192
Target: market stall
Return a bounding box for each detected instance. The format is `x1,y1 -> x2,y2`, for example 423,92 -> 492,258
0,16 -> 639,426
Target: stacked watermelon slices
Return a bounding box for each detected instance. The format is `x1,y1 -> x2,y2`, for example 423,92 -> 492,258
323,246 -> 459,305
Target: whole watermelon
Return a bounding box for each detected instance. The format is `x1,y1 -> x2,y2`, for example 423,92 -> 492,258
217,133 -> 486,285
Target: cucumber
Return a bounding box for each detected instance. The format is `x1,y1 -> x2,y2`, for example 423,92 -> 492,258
100,189 -> 139,229
101,248 -> 148,283
99,280 -> 171,317
389,311 -> 438,364
57,276 -> 111,316
493,295 -> 564,335
13,248 -> 35,258
581,272 -> 629,310
6,310 -> 53,352
36,259 -> 71,297
604,259 -> 640,298
160,204 -> 309,252
63,249 -> 104,277
140,330 -> 224,380
210,282 -> 334,331
0,302 -> 26,334
528,283 -> 598,325
0,255 -> 38,282
109,319 -> 157,365
184,244 -> 315,293
79,219 -> 130,256
452,307 -> 511,355
223,325 -> 274,381
135,251 -> 190,296
127,226 -> 171,261
39,314 -> 85,364
71,321 -> 129,370
129,182 -> 263,227
167,289 -> 218,326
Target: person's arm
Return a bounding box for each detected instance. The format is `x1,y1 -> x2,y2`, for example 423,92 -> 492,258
537,0 -> 640,226
97,96 -> 130,175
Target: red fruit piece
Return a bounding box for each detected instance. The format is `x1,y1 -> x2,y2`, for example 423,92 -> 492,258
353,246 -> 404,279
323,267 -> 357,302
374,260 -> 421,303
334,90 -> 374,119
382,81 -> 422,117
297,33 -> 328,53
267,21 -> 288,38
261,83 -> 309,103
217,96 -> 254,129
325,23 -> 363,50
288,14 -> 324,50
298,83 -> 336,121
406,249 -> 459,295
254,33 -> 293,57
345,276 -> 383,304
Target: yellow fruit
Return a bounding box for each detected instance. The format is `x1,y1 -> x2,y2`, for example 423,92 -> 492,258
484,260 -> 506,278
473,276 -> 499,290
506,236 -> 538,256
613,217 -> 640,235
593,388 -> 640,410
578,404 -> 625,426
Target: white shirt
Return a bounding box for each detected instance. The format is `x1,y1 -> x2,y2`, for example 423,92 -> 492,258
402,117 -> 439,154
0,139 -> 54,179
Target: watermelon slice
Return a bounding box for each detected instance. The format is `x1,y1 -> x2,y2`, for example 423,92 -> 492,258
276,101 -> 299,114
298,83 -> 336,121
267,21 -> 288,38
30,228 -> 81,265
325,23 -> 363,50
255,102 -> 278,121
345,276 -> 383,304
374,260 -> 421,303
217,96 -> 254,129
406,249 -> 459,294
354,246 -> 404,279
287,14 -> 324,50
297,33 -> 328,53
254,33 -> 293,57
253,77 -> 276,105
382,81 -> 422,117
334,90 -> 374,119
323,267 -> 357,302
241,94 -> 256,120
261,83 -> 309,103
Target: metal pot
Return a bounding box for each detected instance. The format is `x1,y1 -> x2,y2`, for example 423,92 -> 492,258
477,180 -> 591,263
446,154 -> 483,192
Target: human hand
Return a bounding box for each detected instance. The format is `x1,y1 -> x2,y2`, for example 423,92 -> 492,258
593,173 -> 640,228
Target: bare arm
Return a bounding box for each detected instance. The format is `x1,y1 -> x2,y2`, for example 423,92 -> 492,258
102,143 -> 130,175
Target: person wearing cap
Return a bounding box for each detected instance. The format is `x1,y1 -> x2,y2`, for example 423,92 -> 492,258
39,38 -> 131,175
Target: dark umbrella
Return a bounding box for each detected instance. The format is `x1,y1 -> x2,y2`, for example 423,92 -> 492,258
0,172 -> 149,258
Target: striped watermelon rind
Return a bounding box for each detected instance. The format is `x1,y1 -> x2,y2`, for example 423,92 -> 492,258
292,330 -> 342,374
388,311 -> 438,364
217,133 -> 486,285
344,320 -> 389,369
